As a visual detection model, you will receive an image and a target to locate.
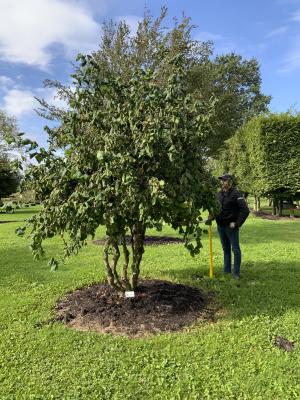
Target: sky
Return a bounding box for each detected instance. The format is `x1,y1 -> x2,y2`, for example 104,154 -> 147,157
1,0 -> 300,147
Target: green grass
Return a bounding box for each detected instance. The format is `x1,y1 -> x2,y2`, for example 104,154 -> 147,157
1,208 -> 300,399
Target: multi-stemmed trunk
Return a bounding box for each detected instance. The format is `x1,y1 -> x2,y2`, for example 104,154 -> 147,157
103,222 -> 145,292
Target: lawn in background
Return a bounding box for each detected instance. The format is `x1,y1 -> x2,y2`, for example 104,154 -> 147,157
0,206 -> 300,399
247,196 -> 300,218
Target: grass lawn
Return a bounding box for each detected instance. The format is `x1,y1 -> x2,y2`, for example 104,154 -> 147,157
1,207 -> 300,399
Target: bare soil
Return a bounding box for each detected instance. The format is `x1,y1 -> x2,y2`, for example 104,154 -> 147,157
54,279 -> 214,337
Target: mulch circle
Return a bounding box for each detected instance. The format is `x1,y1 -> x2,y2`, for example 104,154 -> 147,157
92,236 -> 184,246
54,279 -> 214,337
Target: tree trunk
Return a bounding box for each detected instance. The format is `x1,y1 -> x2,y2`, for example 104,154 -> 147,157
272,198 -> 277,215
103,223 -> 146,292
278,200 -> 283,217
253,195 -> 258,211
253,195 -> 260,211
269,198 -> 272,207
257,197 -> 261,211
130,222 -> 145,290
121,234 -> 131,290
103,237 -> 123,291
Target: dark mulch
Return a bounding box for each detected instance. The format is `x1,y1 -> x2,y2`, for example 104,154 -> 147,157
92,236 -> 184,246
54,279 -> 214,337
252,210 -> 300,221
0,220 -> 20,224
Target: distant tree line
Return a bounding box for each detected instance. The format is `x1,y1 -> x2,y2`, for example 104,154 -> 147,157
0,110 -> 21,204
214,113 -> 300,215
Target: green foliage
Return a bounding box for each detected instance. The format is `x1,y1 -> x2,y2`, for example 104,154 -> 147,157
189,53 -> 271,155
1,202 -> 14,213
0,109 -> 36,158
0,155 -> 20,200
26,11 -> 218,291
0,109 -> 39,202
255,114 -> 300,199
215,113 -> 300,201
0,110 -> 20,153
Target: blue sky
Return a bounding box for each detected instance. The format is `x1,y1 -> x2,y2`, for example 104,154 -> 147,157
1,0 -> 300,146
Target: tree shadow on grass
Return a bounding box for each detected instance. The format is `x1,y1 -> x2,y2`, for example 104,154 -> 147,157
166,260 -> 300,320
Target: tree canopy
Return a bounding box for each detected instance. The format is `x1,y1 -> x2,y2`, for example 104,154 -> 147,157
25,11 -> 219,291
41,8 -> 270,157
189,53 -> 271,155
214,113 -> 300,209
0,110 -> 19,155
0,110 -> 22,201
0,154 -> 20,201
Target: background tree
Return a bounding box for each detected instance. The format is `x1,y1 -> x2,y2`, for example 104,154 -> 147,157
0,110 -> 19,155
0,155 -> 20,203
214,113 -> 300,215
25,12 -> 218,292
189,53 -> 271,155
212,126 -> 259,209
0,110 -> 22,203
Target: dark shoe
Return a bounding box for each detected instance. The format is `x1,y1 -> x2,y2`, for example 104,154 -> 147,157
232,274 -> 240,280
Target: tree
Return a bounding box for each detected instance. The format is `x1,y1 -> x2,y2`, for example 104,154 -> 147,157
0,155 -> 20,203
25,12 -> 218,291
215,113 -> 300,215
212,126 -> 257,206
0,110 -> 22,203
189,53 -> 271,155
0,110 -> 19,155
1,108 -> 39,195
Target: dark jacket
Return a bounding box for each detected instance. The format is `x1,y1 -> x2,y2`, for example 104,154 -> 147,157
216,187 -> 249,227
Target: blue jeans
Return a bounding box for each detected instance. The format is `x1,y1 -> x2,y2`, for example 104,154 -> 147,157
217,225 -> 241,276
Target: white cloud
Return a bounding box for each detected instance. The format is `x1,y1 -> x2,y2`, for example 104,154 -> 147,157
278,43 -> 300,72
0,75 -> 14,88
2,89 -> 37,117
0,0 -> 102,67
267,26 -> 288,37
1,85 -> 71,118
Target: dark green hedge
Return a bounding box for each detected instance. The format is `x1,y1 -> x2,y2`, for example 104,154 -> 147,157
215,113 -> 300,200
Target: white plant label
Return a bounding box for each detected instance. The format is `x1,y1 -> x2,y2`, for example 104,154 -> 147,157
125,291 -> 135,298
